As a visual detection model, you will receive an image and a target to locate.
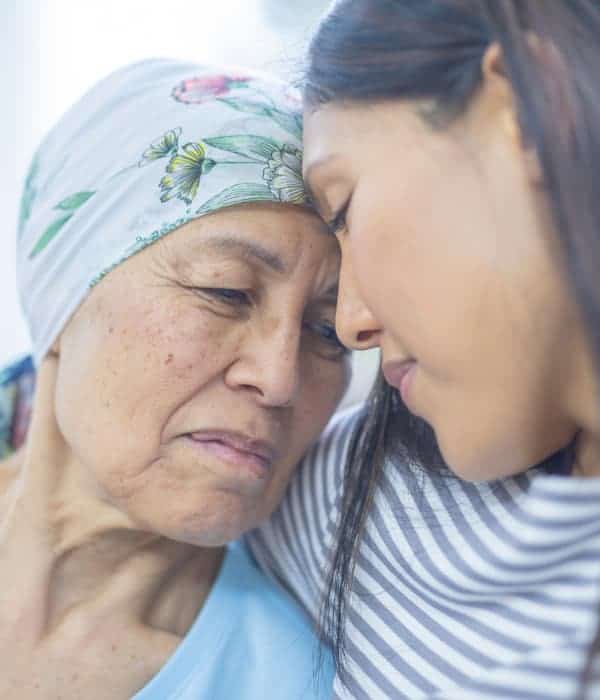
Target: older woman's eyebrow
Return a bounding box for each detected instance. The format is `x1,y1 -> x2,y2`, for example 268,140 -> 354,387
201,234 -> 287,273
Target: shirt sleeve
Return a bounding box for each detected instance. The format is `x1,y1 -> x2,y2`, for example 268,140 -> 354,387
0,355 -> 35,458
246,405 -> 362,620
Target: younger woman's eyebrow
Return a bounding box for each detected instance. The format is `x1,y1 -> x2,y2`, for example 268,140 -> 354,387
200,234 -> 287,274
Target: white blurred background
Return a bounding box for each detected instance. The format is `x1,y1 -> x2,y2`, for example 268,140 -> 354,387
1,0 -> 378,404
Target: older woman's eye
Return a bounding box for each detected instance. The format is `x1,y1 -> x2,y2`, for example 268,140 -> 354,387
305,320 -> 349,358
199,288 -> 251,306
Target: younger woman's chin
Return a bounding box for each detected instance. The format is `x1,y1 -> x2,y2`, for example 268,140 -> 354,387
436,439 -> 552,483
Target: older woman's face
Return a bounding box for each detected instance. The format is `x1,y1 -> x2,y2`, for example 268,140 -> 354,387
53,203 -> 346,544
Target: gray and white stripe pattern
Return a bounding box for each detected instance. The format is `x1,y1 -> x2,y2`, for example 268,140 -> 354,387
248,407 -> 600,699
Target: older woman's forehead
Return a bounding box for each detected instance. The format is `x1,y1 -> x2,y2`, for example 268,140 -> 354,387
164,231 -> 289,275
141,211 -> 340,301
161,203 -> 328,260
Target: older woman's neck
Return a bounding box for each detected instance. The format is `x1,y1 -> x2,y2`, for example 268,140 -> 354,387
0,360 -> 222,639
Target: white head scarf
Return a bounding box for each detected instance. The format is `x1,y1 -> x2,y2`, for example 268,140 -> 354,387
17,59 -> 308,365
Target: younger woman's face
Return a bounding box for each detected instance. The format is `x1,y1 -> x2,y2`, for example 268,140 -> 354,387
54,203 -> 347,544
303,89 -> 598,480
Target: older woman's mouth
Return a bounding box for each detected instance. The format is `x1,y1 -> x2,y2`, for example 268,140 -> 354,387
186,430 -> 278,478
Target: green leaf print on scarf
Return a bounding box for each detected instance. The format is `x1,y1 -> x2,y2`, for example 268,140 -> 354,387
203,135 -> 281,163
29,190 -> 96,259
200,136 -> 305,205
196,183 -> 276,215
18,152 -> 40,239
218,98 -> 303,140
54,191 -> 96,211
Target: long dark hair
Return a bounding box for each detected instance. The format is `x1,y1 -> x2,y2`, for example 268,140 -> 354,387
306,0 -> 600,691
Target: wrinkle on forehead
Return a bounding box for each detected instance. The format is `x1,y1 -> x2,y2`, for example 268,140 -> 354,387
199,235 -> 287,273
158,229 -> 286,271
148,210 -> 339,300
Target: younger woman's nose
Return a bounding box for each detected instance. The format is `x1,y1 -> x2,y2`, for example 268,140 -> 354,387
335,251 -> 382,351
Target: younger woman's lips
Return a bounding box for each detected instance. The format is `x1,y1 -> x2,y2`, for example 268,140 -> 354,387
382,360 -> 417,403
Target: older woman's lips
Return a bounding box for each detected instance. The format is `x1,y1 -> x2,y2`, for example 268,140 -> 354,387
186,430 -> 277,478
382,360 -> 417,404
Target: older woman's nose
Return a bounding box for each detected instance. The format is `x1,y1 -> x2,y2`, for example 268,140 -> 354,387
335,250 -> 381,351
225,325 -> 301,408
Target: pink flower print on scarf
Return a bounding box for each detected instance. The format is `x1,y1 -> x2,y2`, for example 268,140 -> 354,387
172,75 -> 252,104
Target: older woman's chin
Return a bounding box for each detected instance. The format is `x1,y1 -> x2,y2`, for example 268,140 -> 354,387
98,445 -> 296,547
127,484 -> 285,547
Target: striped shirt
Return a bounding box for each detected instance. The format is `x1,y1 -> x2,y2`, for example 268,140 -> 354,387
248,406 -> 600,699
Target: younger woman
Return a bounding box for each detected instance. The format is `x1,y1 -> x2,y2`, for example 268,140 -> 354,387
250,2 -> 600,698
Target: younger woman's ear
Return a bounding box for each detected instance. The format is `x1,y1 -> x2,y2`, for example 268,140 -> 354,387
482,37 -> 573,189
480,43 -> 543,186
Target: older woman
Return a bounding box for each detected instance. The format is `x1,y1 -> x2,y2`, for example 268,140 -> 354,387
0,59 -> 346,699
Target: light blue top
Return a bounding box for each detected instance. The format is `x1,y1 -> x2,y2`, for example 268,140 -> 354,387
133,542 -> 333,699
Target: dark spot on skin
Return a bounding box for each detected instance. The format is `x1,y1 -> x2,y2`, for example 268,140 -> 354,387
165,353 -> 174,365
108,326 -> 114,334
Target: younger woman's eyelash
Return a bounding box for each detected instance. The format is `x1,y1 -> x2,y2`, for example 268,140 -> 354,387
326,201 -> 350,236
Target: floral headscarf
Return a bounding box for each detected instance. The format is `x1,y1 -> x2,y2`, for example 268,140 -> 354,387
17,58 -> 308,366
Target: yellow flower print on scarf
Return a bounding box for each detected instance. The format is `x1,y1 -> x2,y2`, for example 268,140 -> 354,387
138,127 -> 182,166
159,142 -> 217,204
